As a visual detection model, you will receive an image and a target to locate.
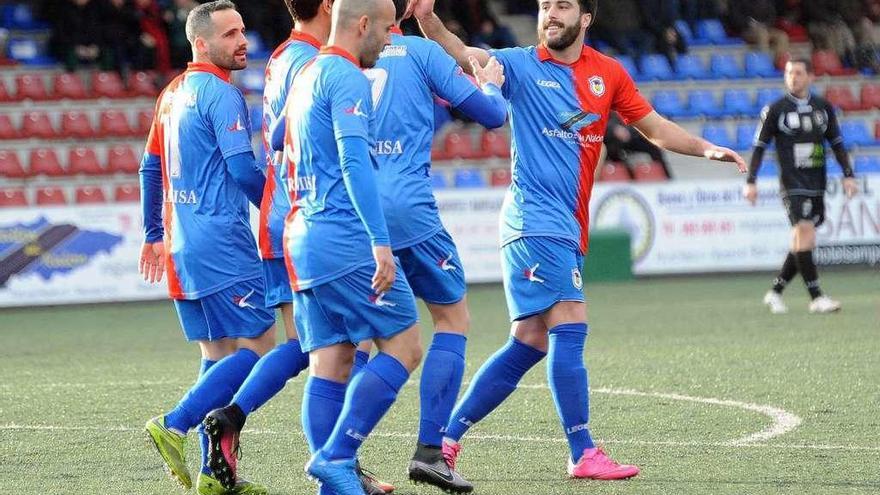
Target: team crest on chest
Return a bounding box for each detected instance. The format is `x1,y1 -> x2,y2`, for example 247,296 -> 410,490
588,76 -> 605,97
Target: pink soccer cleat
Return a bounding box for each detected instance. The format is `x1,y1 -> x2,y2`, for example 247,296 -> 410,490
567,447 -> 640,480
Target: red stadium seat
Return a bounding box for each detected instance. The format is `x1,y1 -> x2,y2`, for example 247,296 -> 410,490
481,130 -> 511,159
99,110 -> 134,137
861,84 -> 880,110
15,73 -> 50,101
59,111 -> 95,139
0,114 -> 19,140
632,161 -> 668,182
490,167 -> 511,186
136,109 -> 154,136
0,150 -> 26,178
28,148 -> 65,177
92,71 -> 126,98
114,183 -> 140,202
443,130 -> 476,159
129,71 -> 158,97
875,120 -> 880,139
0,79 -> 11,102
35,186 -> 68,205
20,111 -> 56,139
811,50 -> 857,76
68,147 -> 104,175
75,185 -> 107,204
430,136 -> 448,162
599,162 -> 633,182
0,188 -> 27,207
107,145 -> 140,174
54,72 -> 90,100
824,86 -> 861,111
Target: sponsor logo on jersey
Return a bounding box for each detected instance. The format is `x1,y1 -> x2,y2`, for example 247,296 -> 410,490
524,263 -> 545,283
541,127 -> 604,147
380,45 -> 407,58
164,188 -> 199,205
370,292 -> 397,307
438,253 -> 457,271
588,76 -> 605,97
227,115 -> 246,132
536,79 -> 562,89
373,140 -> 403,155
233,289 -> 256,309
559,110 -> 601,133
290,174 -> 316,192
345,99 -> 368,118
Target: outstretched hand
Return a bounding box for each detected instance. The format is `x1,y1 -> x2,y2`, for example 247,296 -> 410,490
704,146 -> 747,173
410,0 -> 436,19
470,56 -> 505,89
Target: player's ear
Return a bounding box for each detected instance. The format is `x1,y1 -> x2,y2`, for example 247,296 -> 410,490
359,14 -> 370,36
581,12 -> 592,30
322,0 -> 333,16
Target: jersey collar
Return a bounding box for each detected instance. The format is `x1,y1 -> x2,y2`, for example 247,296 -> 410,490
320,45 -> 360,68
290,29 -> 322,49
536,44 -> 589,66
391,26 -> 403,35
185,62 -> 232,83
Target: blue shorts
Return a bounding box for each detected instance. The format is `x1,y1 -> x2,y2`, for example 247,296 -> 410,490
501,237 -> 585,321
262,258 -> 293,308
173,277 -> 276,342
293,262 -> 419,352
395,229 -> 466,305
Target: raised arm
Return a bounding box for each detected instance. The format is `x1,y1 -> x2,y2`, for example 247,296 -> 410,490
413,0 -> 490,73
631,111 -> 747,172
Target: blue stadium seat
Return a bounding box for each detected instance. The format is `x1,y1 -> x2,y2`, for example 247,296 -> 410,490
675,54 -> 709,79
652,91 -> 687,118
6,38 -> 54,65
710,54 -> 744,79
239,68 -> 265,94
855,155 -> 880,173
756,88 -> 784,109
687,90 -> 721,118
702,124 -> 735,149
695,19 -> 744,45
758,159 -> 778,177
616,55 -> 640,80
841,120 -> 878,147
245,32 -> 269,59
744,52 -> 781,78
723,89 -> 755,116
454,168 -> 486,188
826,156 -> 842,176
640,54 -> 676,81
736,123 -> 758,151
430,171 -> 448,189
675,20 -> 694,45
2,3 -> 49,30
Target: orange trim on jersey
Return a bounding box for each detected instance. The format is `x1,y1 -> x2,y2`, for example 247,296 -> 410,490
536,44 -> 589,65
319,46 -> 360,68
290,29 -> 323,49
258,163 -> 277,258
570,60 -> 600,254
391,26 -> 403,35
185,62 -> 232,82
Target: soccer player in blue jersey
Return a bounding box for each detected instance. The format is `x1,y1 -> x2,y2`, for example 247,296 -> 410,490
413,0 -> 747,483
138,2 -> 274,493
283,0 -> 422,493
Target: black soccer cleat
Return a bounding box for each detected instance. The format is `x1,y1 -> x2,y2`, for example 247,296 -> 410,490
408,443 -> 474,494
203,405 -> 245,490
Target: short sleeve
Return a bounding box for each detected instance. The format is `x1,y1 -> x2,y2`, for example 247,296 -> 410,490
424,40 -> 478,107
207,83 -> 254,160
329,69 -> 373,142
754,105 -> 777,147
611,61 -> 653,125
489,47 -> 525,99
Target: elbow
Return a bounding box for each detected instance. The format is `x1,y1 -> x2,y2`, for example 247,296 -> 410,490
479,111 -> 507,129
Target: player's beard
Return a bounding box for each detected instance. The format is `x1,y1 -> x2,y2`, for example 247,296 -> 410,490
360,30 -> 385,69
538,20 -> 581,51
209,44 -> 247,71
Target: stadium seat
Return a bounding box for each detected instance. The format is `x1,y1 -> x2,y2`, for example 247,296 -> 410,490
756,88 -> 784,109
136,109 -> 154,135
481,130 -> 510,159
876,120 -> 880,140
776,18 -> 809,43
860,83 -> 880,110
75,185 -> 107,204
29,148 -> 65,177
826,156 -> 842,176
454,168 -> 486,188
35,186 -> 68,205
723,89 -> 754,116
429,171 -> 447,189
490,167 -> 511,186
240,68 -> 266,94
0,79 -> 11,102
14,73 -> 50,100
757,159 -> 778,177
20,111 -> 56,139
59,111 -> 95,139
688,90 -> 721,118
92,71 -> 126,98
107,145 -> 140,174
68,147 -> 104,175
0,188 -> 27,207
702,124 -> 735,149
640,54 -> 675,81
695,19 -> 742,45
616,55 -> 639,80
99,110 -> 134,137
674,20 -> 694,45
443,131 -> 476,159
811,50 -> 857,76
5,3 -> 48,29
675,54 -> 709,79
652,90 -> 687,118
710,54 -> 744,79
736,123 -> 758,151
632,161 -> 668,181
114,183 -> 141,202
841,120 -> 877,147
0,150 -> 26,178
744,52 -> 781,78
599,162 -> 632,182
825,86 -> 861,111
128,71 -> 158,97
0,114 -> 19,140
855,155 -> 880,174
53,72 -> 89,100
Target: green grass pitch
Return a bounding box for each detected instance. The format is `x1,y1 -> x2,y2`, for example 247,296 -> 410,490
1,270 -> 878,494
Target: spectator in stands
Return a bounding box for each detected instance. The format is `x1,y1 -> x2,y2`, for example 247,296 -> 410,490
725,1 -> 790,65
639,0 -> 688,66
164,0 -> 198,69
51,0 -> 107,72
680,0 -> 722,31
471,13 -> 518,49
802,0 -> 877,69
235,0 -> 293,52
604,114 -> 672,178
591,0 -> 652,70
101,0 -> 143,74
133,0 -> 171,74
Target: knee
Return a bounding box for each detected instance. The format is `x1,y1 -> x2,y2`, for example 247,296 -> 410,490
431,302 -> 470,335
399,344 -> 423,373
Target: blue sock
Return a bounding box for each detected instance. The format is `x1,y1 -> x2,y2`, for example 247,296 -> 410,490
547,323 -> 595,461
419,332 -> 466,447
232,339 -> 309,415
445,337 -> 545,442
302,376 -> 347,454
322,352 -> 410,460
351,349 -> 370,377
165,348 -> 260,433
196,358 -> 217,475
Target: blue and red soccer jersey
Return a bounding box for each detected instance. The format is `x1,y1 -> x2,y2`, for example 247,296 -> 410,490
258,30 -> 321,260
370,32 -> 478,248
145,62 -> 261,299
491,45 -> 653,253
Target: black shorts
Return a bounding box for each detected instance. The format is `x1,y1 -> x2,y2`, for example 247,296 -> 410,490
783,195 -> 825,227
